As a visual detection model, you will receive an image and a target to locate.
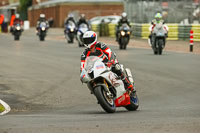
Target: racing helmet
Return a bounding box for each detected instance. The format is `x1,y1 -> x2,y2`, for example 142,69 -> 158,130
83,31 -> 97,49
40,14 -> 45,18
155,13 -> 162,22
68,14 -> 74,18
121,12 -> 127,20
80,14 -> 85,20
15,13 -> 20,19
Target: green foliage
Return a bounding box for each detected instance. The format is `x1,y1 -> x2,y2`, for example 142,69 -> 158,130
20,0 -> 32,11
0,104 -> 5,112
19,0 -> 32,20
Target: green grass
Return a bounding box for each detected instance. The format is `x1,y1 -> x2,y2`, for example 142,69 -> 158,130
0,103 -> 5,112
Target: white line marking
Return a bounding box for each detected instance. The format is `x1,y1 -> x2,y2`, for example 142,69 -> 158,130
0,99 -> 11,115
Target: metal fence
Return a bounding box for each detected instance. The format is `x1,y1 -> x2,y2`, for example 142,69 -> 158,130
124,0 -> 200,24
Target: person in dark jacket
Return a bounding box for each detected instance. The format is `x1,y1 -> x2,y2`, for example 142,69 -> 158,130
116,12 -> 131,41
64,14 -> 76,34
77,14 -> 89,28
36,14 -> 49,34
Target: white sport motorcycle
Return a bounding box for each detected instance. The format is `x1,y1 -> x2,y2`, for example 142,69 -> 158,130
77,23 -> 89,47
64,21 -> 76,43
80,56 -> 139,113
151,23 -> 167,55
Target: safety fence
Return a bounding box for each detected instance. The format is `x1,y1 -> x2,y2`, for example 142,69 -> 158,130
92,23 -> 200,41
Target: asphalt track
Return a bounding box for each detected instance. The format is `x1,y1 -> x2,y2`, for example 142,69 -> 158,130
0,29 -> 200,133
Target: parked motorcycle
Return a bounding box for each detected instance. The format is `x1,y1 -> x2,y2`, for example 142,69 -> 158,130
151,23 -> 167,55
64,21 -> 76,43
80,56 -> 139,113
38,22 -> 48,41
12,23 -> 22,41
118,24 -> 131,50
77,23 -> 89,47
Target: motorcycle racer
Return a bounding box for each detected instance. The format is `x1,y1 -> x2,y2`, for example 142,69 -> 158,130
36,14 -> 49,34
80,31 -> 135,93
64,14 -> 76,34
10,14 -> 23,33
116,12 -> 131,41
77,14 -> 89,28
149,13 -> 168,46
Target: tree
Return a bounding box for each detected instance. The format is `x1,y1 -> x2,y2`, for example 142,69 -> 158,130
19,0 -> 32,20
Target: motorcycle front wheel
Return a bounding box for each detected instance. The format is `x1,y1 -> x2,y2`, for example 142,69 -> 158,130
40,35 -> 45,41
158,39 -> 163,55
14,35 -> 20,41
94,86 -> 116,113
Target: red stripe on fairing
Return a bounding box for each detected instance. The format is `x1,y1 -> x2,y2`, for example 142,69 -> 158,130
151,24 -> 155,31
115,92 -> 130,107
86,51 -> 91,57
103,48 -> 112,60
81,62 -> 85,71
90,42 -> 97,48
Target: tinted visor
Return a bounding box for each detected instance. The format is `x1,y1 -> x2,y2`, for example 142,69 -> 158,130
83,37 -> 95,45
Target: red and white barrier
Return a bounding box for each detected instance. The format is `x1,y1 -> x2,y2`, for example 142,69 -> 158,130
190,30 -> 193,52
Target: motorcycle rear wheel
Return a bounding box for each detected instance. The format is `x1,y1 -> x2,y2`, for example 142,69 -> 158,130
94,86 -> 116,113
125,92 -> 139,111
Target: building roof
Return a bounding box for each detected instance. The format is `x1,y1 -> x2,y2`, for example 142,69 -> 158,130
30,0 -> 123,10
39,0 -> 122,6
0,2 -> 19,10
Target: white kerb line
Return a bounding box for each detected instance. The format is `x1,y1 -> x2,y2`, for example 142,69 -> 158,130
0,99 -> 11,115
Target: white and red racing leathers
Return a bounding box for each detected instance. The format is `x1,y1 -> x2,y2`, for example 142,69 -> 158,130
80,42 -> 134,92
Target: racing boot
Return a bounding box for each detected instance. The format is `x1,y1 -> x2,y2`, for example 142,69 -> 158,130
122,77 -> 134,91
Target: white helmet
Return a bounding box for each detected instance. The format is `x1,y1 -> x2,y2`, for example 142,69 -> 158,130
122,12 -> 127,18
83,31 -> 97,48
15,14 -> 20,19
68,14 -> 74,18
40,14 -> 45,18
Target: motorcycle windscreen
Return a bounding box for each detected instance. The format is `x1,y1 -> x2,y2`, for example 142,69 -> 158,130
93,61 -> 107,78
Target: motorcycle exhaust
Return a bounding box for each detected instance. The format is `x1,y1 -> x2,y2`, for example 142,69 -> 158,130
148,38 -> 152,47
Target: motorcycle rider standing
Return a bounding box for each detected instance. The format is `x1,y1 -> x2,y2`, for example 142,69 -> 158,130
80,31 -> 136,94
36,14 -> 49,34
148,13 -> 168,46
116,12 -> 131,41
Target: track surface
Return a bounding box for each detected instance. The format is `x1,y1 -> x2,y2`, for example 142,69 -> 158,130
0,29 -> 200,133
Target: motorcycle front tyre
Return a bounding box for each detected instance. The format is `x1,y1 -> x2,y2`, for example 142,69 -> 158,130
158,39 -> 163,55
94,86 -> 116,113
14,35 -> 20,41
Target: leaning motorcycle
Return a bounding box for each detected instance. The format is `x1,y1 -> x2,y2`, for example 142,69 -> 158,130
12,23 -> 22,41
151,23 -> 167,55
38,22 -> 47,41
77,24 -> 89,47
118,24 -> 131,50
64,21 -> 76,43
80,56 -> 139,113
